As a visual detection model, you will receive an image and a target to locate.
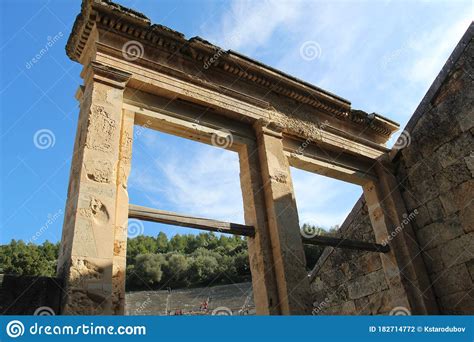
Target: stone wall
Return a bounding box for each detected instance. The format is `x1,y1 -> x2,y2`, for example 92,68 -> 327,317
309,24 -> 473,315
310,198 -> 391,315
394,24 -> 473,314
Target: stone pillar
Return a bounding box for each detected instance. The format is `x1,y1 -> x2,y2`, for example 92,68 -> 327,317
239,142 -> 281,315
57,62 -> 133,315
252,119 -> 311,315
363,161 -> 439,314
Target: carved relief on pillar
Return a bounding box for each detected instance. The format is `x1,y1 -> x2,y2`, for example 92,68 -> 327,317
58,62 -> 132,315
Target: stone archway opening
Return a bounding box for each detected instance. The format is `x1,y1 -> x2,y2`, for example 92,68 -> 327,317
123,125 -> 255,315
289,167 -> 363,269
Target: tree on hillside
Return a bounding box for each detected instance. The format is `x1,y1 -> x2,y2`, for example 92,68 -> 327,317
127,253 -> 166,288
0,240 -> 59,277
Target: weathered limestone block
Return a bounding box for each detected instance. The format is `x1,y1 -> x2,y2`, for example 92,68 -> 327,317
416,108 -> 463,157
400,142 -> 422,168
71,217 -> 98,257
414,204 -> 432,229
323,301 -> 356,315
310,276 -> 325,293
438,289 -> 474,315
467,259 -> 474,280
347,269 -> 388,300
432,263 -> 473,297
85,105 -> 118,152
438,233 -> 474,268
320,267 -> 347,288
439,180 -> 473,215
422,246 -> 445,274
84,159 -> 113,183
346,253 -> 383,280
416,216 -> 464,250
78,197 -> 110,225
425,198 -> 445,222
313,284 -> 349,309
64,257 -> 113,315
411,177 -> 439,205
434,132 -> 472,169
465,153 -> 474,177
400,189 -> 419,213
435,160 -> 471,193
460,201 -> 474,233
354,290 -> 392,315
409,160 -> 436,185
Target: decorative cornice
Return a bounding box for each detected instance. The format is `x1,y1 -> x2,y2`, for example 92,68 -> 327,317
66,0 -> 399,139
90,61 -> 131,86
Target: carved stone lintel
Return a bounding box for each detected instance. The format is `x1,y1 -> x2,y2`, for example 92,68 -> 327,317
254,118 -> 284,139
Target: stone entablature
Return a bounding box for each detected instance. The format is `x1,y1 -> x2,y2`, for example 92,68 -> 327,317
66,0 -> 398,147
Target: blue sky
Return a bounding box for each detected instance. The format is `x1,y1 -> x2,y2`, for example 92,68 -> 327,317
0,0 -> 471,244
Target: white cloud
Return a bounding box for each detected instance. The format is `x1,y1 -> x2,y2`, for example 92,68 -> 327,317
204,0 -> 305,53
407,19 -> 471,84
129,129 -> 245,224
290,167 -> 362,229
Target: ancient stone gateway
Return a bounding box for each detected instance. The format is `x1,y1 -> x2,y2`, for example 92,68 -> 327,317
58,0 -> 439,315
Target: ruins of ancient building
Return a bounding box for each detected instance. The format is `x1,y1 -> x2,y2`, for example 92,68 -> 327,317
3,0 -> 470,316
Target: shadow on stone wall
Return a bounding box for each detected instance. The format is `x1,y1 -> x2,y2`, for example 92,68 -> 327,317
0,274 -> 64,315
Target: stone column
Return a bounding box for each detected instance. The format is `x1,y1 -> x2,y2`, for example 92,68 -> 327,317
363,161 -> 439,314
57,62 -> 133,315
239,141 -> 281,315
252,119 -> 311,315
